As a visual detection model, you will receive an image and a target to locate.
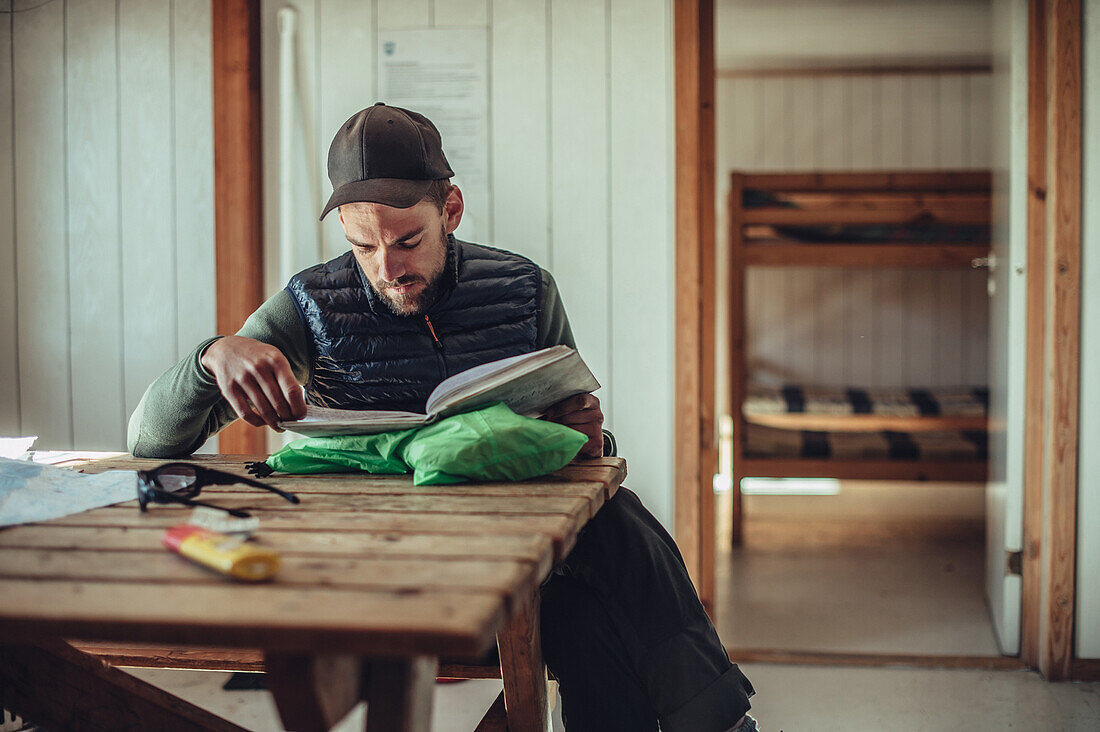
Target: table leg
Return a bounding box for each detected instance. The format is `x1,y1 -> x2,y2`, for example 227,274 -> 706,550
264,651 -> 362,732
362,656 -> 437,732
496,585 -> 549,732
0,638 -> 247,731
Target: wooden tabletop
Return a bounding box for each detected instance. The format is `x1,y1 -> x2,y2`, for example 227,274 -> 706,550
0,454 -> 626,662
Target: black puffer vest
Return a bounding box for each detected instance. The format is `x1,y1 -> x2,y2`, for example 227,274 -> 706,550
286,238 -> 541,412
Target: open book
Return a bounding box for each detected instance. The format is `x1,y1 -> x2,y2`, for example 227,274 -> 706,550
279,345 -> 601,437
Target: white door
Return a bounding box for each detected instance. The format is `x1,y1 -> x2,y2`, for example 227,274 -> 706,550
984,0 -> 1029,656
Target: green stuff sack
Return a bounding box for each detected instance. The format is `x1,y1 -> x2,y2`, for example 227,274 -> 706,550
401,402 -> 587,485
259,428 -> 418,475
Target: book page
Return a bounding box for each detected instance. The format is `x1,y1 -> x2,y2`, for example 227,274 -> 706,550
428,346 -> 600,418
279,405 -> 428,437
424,347 -> 568,413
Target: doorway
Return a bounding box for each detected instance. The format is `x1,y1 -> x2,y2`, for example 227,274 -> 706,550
709,0 -> 1013,661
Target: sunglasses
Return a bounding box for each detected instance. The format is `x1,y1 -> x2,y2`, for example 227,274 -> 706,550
137,462 -> 299,518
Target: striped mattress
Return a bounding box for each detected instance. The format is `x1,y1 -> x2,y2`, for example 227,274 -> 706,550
744,385 -> 989,419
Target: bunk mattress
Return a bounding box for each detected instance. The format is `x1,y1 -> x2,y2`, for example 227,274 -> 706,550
743,189 -> 990,244
742,384 -> 989,462
744,423 -> 988,462
744,384 -> 989,419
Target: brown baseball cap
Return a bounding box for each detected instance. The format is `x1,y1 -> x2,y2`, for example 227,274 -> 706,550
319,103 -> 454,220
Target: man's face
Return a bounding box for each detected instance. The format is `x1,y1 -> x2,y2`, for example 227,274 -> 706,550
338,188 -> 462,316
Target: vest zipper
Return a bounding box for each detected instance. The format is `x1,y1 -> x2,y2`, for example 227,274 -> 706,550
424,315 -> 448,379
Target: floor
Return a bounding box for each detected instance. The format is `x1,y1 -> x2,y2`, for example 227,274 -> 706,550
716,480 -> 1000,655
104,664 -> 1099,731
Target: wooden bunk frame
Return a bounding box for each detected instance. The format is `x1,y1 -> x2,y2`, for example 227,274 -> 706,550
728,171 -> 992,544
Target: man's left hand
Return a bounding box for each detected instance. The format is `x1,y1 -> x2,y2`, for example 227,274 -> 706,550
544,393 -> 604,459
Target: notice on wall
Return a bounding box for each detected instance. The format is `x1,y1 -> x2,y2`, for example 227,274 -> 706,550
378,29 -> 489,243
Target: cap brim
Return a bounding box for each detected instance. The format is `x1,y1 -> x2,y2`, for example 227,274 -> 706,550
319,178 -> 434,220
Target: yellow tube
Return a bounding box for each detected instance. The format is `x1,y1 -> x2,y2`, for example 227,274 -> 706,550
163,525 -> 280,581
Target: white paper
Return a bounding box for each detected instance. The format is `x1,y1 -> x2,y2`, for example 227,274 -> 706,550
0,457 -> 137,527
0,436 -> 37,460
378,28 -> 490,243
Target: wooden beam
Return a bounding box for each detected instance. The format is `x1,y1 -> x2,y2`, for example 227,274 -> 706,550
742,244 -> 989,269
697,0 -> 718,614
496,586 -> 549,732
717,64 -> 993,79
1038,0 -> 1082,682
363,656 -> 437,732
265,651 -> 362,732
0,638 -> 248,732
736,171 -> 991,192
728,174 -> 747,547
212,0 -> 265,455
725,647 -> 1027,671
739,457 -> 988,483
673,0 -> 711,598
1021,0 -> 1048,672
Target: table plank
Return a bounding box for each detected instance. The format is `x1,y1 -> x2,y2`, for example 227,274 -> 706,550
0,579 -> 504,658
0,548 -> 538,612
44,510 -> 584,559
117,492 -> 595,518
0,526 -> 553,574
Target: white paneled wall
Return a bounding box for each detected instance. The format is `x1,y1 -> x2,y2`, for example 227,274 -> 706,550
260,0 -> 675,525
0,0 -> 215,450
716,72 -> 993,415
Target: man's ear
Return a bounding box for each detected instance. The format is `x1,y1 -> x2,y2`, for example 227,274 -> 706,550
443,185 -> 464,235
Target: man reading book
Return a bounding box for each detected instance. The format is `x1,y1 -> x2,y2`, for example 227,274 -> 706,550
128,103 -> 756,732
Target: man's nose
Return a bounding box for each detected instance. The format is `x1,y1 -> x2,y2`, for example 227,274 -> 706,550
376,248 -> 406,282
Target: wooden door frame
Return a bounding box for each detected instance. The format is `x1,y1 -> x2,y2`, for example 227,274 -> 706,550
212,0 -> 265,455
674,0 -> 717,604
1023,0 -> 1086,682
674,0 -> 1091,675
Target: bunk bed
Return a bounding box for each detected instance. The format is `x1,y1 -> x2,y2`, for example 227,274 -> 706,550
727,171 -> 992,544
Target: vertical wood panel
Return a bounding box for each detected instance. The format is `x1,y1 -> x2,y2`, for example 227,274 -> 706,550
610,0 -> 672,524
849,76 -> 875,170
490,0 -> 549,264
786,78 -> 820,382
879,75 -> 907,168
969,73 -> 994,168
319,0 -> 373,261
212,0 -> 265,454
66,0 -> 124,449
874,77 -> 907,387
433,0 -> 488,27
549,0 -> 610,414
966,72 -> 994,387
376,0 -> 429,29
815,78 -> 847,385
936,73 -> 969,385
13,0 -> 71,446
0,0 -> 17,434
120,0 -> 175,419
909,75 -> 940,169
845,76 -> 876,386
908,78 -> 940,385
174,0 -> 216,359
1040,0 -> 1081,680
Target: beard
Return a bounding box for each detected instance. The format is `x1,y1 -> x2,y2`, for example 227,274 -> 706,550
373,271 -> 445,316
370,227 -> 449,316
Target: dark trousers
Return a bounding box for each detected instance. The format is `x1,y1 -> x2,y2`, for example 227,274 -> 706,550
539,487 -> 754,731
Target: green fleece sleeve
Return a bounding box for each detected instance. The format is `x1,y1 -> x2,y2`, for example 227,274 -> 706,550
127,289 -> 311,458
537,269 -> 576,349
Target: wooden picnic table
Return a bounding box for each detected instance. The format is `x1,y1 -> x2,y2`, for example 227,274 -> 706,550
0,453 -> 626,731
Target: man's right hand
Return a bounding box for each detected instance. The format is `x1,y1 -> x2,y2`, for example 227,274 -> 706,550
200,336 -> 307,430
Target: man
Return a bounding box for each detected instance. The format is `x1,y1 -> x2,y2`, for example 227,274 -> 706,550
129,103 -> 757,731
